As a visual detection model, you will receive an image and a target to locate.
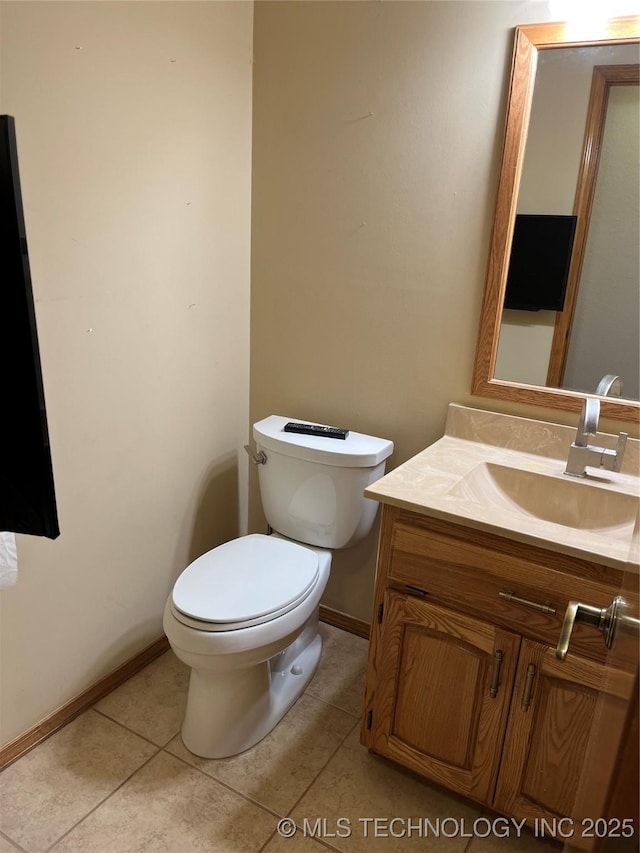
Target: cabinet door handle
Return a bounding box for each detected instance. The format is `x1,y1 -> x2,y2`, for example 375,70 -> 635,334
521,663 -> 536,710
403,584 -> 429,597
489,650 -> 504,698
499,590 -> 556,615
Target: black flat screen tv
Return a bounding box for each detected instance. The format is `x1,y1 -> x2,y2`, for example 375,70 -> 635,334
0,115 -> 59,538
504,213 -> 577,311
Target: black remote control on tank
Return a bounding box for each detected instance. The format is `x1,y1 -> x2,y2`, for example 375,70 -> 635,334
284,422 -> 349,440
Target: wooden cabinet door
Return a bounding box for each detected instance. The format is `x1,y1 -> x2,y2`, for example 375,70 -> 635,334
368,592 -> 520,804
494,639 -> 634,827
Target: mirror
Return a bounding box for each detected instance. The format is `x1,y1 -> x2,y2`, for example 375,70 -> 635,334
473,17 -> 640,423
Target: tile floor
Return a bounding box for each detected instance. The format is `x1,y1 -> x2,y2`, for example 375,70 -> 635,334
0,624 -> 559,853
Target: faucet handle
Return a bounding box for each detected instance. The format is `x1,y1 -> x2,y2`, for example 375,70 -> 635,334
613,432 -> 627,471
601,431 -> 628,473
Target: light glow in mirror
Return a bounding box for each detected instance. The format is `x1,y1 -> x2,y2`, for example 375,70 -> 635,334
549,1 -> 640,28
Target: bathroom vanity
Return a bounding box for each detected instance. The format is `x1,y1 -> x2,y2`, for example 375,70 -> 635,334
361,405 -> 639,845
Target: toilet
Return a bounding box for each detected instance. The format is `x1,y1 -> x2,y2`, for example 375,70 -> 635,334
163,415 -> 393,759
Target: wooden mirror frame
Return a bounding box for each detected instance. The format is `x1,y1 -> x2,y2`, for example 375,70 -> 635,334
472,16 -> 640,424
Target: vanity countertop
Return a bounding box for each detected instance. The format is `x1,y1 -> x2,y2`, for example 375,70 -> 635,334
365,404 -> 640,571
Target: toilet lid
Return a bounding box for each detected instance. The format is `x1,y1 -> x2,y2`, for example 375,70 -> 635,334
171,534 -> 319,627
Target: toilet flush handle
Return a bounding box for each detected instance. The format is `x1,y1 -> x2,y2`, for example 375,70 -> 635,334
244,444 -> 267,465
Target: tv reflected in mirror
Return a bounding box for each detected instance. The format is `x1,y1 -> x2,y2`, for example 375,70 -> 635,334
503,214 -> 577,312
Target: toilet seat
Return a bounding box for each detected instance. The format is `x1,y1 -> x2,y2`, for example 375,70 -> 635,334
171,534 -> 319,632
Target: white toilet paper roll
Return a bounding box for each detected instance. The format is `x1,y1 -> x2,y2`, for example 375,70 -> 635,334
0,532 -> 18,589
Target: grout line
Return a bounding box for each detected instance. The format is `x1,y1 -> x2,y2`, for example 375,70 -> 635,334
256,824 -> 345,853
255,826 -> 348,853
284,717 -> 360,821
462,833 -> 475,853
43,751 -> 160,853
160,746 -> 284,820
0,830 -> 28,853
303,688 -> 362,720
277,827 -> 346,853
256,828 -> 279,853
90,706 -> 175,752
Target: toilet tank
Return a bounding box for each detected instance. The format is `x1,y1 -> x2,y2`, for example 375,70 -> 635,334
253,416 -> 394,549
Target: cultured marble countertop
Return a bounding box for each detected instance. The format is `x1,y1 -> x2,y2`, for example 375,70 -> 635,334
365,404 -> 640,572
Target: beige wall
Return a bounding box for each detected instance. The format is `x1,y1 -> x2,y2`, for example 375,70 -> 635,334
0,1 -> 253,746
249,0 -> 567,622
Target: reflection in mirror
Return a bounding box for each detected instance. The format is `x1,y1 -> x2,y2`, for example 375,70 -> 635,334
561,72 -> 639,397
472,18 -> 640,423
495,47 -> 639,398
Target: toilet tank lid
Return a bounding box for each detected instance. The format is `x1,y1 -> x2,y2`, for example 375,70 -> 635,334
253,416 -> 393,468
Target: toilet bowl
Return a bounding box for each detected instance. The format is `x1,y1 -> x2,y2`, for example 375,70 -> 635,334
163,534 -> 331,758
164,416 -> 393,759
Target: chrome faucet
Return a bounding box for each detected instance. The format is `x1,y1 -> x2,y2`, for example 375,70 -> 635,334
564,398 -> 628,477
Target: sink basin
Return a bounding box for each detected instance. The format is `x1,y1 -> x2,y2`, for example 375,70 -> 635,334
449,462 -> 639,541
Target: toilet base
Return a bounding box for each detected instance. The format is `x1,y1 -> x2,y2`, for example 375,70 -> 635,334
181,624 -> 323,759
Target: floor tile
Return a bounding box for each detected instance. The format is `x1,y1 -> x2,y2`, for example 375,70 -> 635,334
262,828 -> 338,852
94,649 -> 189,746
305,623 -> 369,717
0,836 -> 22,852
290,727 -> 481,852
0,710 -> 157,853
467,828 -> 560,852
52,751 -> 276,853
166,693 -> 357,815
